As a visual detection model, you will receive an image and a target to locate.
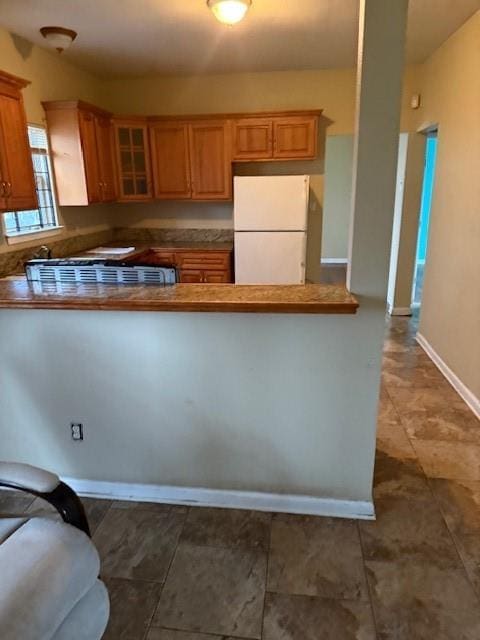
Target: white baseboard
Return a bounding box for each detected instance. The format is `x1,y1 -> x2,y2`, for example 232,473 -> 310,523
321,258 -> 348,265
61,477 -> 375,520
416,332 -> 480,419
388,305 -> 412,316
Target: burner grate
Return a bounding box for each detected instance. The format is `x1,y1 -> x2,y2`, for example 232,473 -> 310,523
25,263 -> 177,286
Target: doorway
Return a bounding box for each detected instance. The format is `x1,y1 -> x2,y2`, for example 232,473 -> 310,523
412,131 -> 437,306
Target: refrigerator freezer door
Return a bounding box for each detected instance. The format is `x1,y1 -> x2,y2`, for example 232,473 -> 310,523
234,231 -> 306,284
234,175 -> 309,231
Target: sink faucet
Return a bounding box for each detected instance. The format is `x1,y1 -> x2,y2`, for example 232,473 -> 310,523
32,245 -> 52,260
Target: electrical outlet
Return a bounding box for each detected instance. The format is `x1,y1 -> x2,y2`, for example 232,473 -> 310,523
71,423 -> 84,441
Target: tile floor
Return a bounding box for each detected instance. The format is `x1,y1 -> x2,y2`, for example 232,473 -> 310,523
1,312 -> 479,639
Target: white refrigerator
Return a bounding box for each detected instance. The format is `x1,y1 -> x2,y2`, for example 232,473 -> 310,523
233,175 -> 309,284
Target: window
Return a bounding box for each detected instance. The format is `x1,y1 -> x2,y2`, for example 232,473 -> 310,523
3,125 -> 60,236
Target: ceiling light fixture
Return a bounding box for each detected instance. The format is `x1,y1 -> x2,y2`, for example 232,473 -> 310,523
40,26 -> 77,53
207,0 -> 252,25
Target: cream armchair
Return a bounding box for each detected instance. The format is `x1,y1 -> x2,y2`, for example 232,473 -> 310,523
0,462 -> 109,640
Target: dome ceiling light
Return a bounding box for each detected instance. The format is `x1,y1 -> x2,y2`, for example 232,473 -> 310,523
207,0 -> 252,26
40,26 -> 77,53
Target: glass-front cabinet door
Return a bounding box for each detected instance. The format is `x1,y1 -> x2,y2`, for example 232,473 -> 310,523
114,118 -> 153,201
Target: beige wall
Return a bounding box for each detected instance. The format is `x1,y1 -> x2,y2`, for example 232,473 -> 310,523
103,65 -> 420,134
0,28 -> 104,123
415,11 -> 480,399
0,308 -> 383,507
102,69 -> 357,134
321,135 -> 354,260
0,26 -> 111,255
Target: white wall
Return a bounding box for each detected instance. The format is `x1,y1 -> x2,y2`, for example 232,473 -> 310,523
387,134 -> 408,308
387,133 -> 425,314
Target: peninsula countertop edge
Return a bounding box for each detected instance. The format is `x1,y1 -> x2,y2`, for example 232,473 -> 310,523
0,277 -> 359,314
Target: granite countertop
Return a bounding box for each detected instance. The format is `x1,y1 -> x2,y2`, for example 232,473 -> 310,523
70,242 -> 234,262
147,242 -> 233,252
0,277 -> 359,314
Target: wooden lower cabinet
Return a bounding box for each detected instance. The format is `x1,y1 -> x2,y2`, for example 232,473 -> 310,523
203,270 -> 230,283
180,269 -> 230,284
140,247 -> 233,284
176,251 -> 230,271
179,269 -> 203,283
148,250 -> 175,265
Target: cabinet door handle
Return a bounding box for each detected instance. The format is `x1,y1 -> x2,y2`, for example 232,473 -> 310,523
0,181 -> 5,197
6,182 -> 11,197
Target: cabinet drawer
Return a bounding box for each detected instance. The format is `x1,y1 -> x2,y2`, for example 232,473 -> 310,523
179,268 -> 231,283
203,270 -> 230,283
132,250 -> 176,266
151,250 -> 176,264
176,251 -> 230,270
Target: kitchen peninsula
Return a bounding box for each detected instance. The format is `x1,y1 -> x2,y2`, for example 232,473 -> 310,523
0,241 -> 358,313
0,278 -> 358,314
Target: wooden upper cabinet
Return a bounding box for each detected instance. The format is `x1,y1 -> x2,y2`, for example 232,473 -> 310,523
189,121 -> 231,200
232,118 -> 272,160
43,100 -> 116,206
149,119 -> 232,201
0,124 -> 6,210
150,122 -> 191,199
0,70 -> 37,212
273,115 -> 318,159
78,110 -> 101,203
232,111 -> 320,162
114,118 -> 152,201
39,106 -> 320,206
95,115 -> 117,202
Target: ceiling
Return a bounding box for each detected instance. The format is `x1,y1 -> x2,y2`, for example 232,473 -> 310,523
0,0 -> 479,78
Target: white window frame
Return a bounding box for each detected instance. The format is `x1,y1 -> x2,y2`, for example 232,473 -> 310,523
2,124 -> 63,244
